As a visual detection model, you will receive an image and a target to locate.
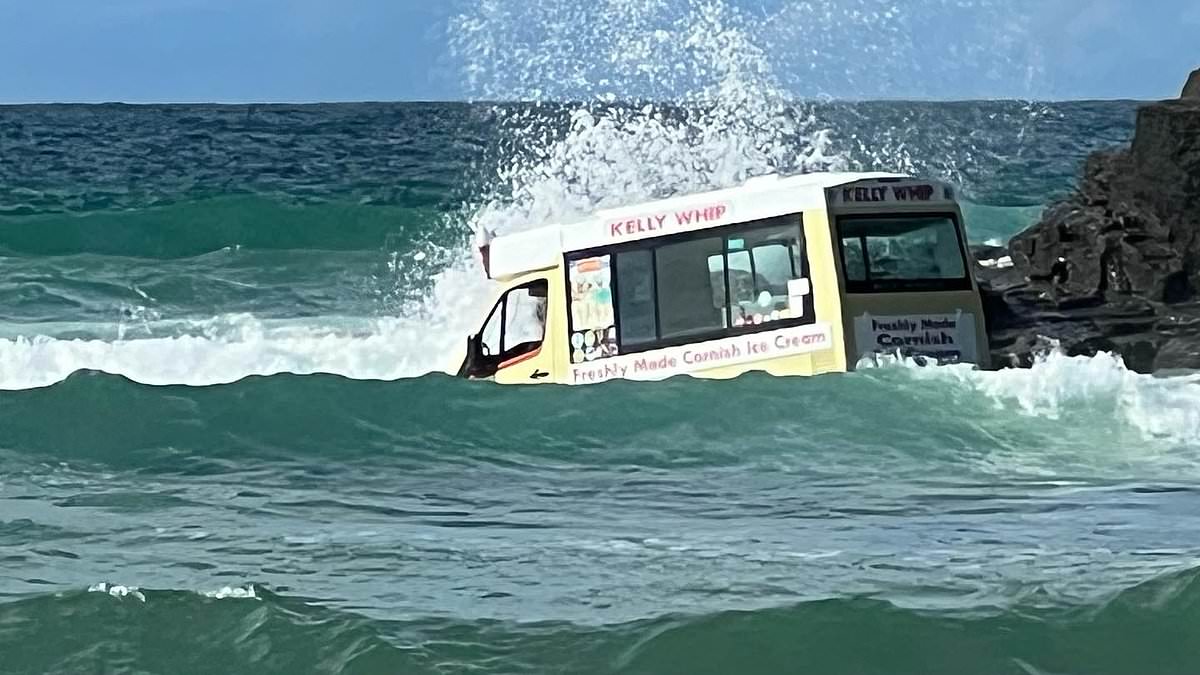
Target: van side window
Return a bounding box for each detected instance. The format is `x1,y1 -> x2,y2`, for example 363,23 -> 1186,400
723,223 -> 805,327
656,236 -> 725,339
837,215 -> 970,293
616,251 -> 656,347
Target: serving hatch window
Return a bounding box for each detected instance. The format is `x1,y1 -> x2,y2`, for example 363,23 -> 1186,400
715,223 -> 805,328
837,215 -> 970,293
567,214 -> 813,363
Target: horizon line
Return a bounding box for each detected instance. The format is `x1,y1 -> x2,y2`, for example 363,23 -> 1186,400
0,95 -> 1160,107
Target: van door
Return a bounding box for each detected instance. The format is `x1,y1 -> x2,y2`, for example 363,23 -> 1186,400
460,279 -> 555,383
835,212 -> 990,367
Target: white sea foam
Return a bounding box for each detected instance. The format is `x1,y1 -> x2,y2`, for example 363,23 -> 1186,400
452,0 -> 846,237
966,351 -> 1200,445
202,585 -> 259,600
87,582 -> 146,602
0,312 -> 465,389
869,349 -> 1200,447
84,583 -> 260,601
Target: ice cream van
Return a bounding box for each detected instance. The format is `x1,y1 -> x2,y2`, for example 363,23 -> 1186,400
453,171 -> 990,385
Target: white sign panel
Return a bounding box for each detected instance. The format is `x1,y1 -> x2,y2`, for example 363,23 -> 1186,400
568,323 -> 834,385
853,312 -> 978,364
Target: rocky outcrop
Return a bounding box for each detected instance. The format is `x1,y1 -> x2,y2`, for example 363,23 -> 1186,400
977,70 -> 1200,372
1184,68 -> 1200,99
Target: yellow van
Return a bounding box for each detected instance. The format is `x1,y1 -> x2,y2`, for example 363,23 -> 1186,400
454,172 -> 990,385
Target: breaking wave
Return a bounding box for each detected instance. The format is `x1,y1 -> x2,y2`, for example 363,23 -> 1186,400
0,314 -> 457,390
2,349 -> 1197,465
6,568 -> 1200,675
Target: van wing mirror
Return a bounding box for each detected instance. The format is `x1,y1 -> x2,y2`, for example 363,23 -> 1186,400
458,333 -> 483,378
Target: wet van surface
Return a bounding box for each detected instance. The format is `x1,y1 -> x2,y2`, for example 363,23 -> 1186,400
455,171 -> 990,384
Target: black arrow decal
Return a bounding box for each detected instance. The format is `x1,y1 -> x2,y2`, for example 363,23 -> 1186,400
530,370 -> 550,380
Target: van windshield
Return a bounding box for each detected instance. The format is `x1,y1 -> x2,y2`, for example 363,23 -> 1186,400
837,215 -> 970,293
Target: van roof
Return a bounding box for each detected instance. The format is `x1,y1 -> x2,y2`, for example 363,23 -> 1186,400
484,170 -> 955,280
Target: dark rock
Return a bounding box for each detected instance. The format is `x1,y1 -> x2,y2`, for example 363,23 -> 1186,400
978,69 -> 1200,372
1156,330 -> 1200,371
1184,68 -> 1200,99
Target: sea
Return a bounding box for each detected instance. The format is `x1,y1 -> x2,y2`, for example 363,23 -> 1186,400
4,3 -> 1200,674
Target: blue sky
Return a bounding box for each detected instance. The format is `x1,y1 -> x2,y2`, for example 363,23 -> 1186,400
0,0 -> 1196,103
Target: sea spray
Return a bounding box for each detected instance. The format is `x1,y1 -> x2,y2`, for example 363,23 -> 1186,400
426,0 -> 1048,371
450,0 -> 843,235
408,0 -> 852,380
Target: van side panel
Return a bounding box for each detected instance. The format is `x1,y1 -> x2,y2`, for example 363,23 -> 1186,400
665,206 -> 848,380
549,263 -> 572,383
797,207 -> 849,374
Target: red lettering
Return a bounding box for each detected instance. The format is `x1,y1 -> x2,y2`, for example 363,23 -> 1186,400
773,331 -> 828,351
608,203 -> 728,239
572,361 -> 631,383
634,355 -> 676,372
674,203 -> 728,226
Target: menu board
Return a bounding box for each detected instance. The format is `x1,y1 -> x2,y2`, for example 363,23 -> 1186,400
568,256 -> 618,363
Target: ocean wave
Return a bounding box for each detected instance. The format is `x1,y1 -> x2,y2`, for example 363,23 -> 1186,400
0,195 -> 452,258
5,568 -> 1200,674
1,350 -> 1197,476
868,349 -> 1200,448
603,566 -> 1200,675
85,582 -> 258,602
0,313 -> 464,390
0,584 -> 406,675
